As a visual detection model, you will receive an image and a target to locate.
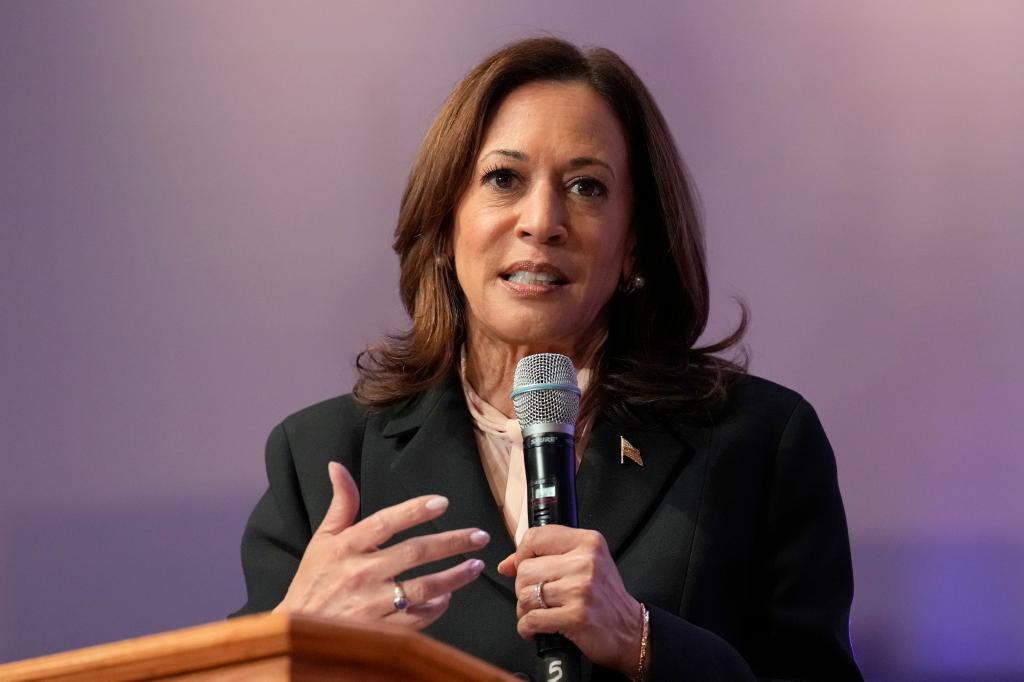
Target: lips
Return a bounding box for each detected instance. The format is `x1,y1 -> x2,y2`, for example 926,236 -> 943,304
499,261 -> 569,286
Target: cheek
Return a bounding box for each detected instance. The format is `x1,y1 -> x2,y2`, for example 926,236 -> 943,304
453,203 -> 503,269
452,212 -> 478,279
580,238 -> 631,310
453,231 -> 490,285
591,233 -> 631,283
452,227 -> 501,306
589,268 -> 622,309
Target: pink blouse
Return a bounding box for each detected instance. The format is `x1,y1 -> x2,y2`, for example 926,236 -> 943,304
459,355 -> 591,545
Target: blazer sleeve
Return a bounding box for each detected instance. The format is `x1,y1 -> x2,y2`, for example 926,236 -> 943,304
229,422 -> 313,617
230,395 -> 366,618
646,398 -> 862,681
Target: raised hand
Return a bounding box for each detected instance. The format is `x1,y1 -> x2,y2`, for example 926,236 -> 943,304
275,461 -> 490,629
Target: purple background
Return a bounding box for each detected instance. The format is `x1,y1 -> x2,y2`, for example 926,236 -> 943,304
2,3 -> 1022,679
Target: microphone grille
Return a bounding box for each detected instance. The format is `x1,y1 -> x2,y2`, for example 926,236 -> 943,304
511,353 -> 580,429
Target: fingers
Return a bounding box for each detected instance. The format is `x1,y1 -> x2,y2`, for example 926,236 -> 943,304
385,592 -> 451,629
385,558 -> 486,629
515,574 -> 580,619
497,554 -> 516,576
516,602 -> 584,641
508,551 -> 587,620
512,554 -> 571,591
513,576 -> 606,639
291,475 -> 495,632
500,526 -> 606,574
504,528 -> 641,672
317,462 -> 360,535
402,558 -> 486,606
344,493 -> 451,552
377,528 -> 490,575
523,526 -> 606,557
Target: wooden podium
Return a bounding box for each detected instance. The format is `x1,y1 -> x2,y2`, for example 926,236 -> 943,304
0,612 -> 520,681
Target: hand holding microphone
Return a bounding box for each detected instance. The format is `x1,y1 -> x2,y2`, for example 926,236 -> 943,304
497,354 -> 645,680
497,526 -> 644,677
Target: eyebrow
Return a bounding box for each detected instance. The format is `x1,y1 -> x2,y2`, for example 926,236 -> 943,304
480,149 -> 616,179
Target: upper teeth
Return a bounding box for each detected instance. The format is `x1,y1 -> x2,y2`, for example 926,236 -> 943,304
507,271 -> 559,285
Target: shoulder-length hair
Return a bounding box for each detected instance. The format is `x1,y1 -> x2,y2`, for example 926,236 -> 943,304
355,37 -> 747,419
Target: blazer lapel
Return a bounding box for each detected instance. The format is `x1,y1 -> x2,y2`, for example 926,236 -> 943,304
576,411 -> 702,559
382,374 -> 518,597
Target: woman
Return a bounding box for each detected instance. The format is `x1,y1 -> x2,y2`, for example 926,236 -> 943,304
233,38 -> 862,681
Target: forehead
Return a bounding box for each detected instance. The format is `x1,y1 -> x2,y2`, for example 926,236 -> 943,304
480,81 -> 628,167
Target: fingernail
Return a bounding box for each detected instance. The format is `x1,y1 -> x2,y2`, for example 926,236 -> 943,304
425,496 -> 449,511
470,530 -> 490,546
468,559 -> 485,574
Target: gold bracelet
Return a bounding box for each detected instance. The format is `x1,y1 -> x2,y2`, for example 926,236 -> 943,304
633,601 -> 651,682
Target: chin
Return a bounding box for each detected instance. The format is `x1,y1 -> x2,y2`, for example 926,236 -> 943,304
490,319 -> 581,352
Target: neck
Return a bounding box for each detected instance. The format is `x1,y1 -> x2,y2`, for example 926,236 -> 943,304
463,326 -> 606,419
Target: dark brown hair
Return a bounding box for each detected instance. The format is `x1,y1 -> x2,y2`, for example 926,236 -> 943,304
355,37 -> 747,420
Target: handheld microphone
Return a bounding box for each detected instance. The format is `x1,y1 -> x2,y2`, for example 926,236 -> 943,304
512,353 -> 582,682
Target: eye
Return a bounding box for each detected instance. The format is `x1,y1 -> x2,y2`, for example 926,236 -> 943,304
482,167 -> 520,191
568,177 -> 607,198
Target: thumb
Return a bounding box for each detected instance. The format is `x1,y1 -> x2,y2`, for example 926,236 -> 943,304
317,461 -> 360,535
497,553 -> 518,577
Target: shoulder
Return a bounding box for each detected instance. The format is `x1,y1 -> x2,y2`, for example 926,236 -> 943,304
266,388 -> 441,499
275,388 -> 431,444
271,389 -> 433,464
720,373 -> 806,422
278,393 -> 366,439
698,373 -> 827,457
264,395 -> 371,483
269,394 -> 364,454
724,368 -> 802,411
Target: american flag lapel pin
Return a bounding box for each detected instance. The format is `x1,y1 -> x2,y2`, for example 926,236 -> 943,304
620,436 -> 643,466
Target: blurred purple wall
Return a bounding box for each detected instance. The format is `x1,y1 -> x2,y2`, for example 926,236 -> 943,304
2,3 -> 1021,679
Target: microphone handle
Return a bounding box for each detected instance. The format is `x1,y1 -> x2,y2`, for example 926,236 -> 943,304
523,430 -> 581,682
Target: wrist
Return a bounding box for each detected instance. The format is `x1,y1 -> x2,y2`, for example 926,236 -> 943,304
613,599 -> 647,677
630,602 -> 651,682
273,590 -> 300,615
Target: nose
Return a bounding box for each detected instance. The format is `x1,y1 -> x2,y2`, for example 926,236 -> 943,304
514,182 -> 568,246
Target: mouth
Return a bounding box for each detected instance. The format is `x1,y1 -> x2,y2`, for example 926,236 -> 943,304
499,261 -> 570,287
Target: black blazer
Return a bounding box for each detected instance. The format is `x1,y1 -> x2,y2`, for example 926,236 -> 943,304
233,373 -> 862,681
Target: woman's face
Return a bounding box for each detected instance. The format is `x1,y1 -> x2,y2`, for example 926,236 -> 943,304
452,80 -> 633,357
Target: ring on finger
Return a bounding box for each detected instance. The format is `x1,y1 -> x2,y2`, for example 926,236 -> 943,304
393,580 -> 410,612
534,580 -> 549,609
